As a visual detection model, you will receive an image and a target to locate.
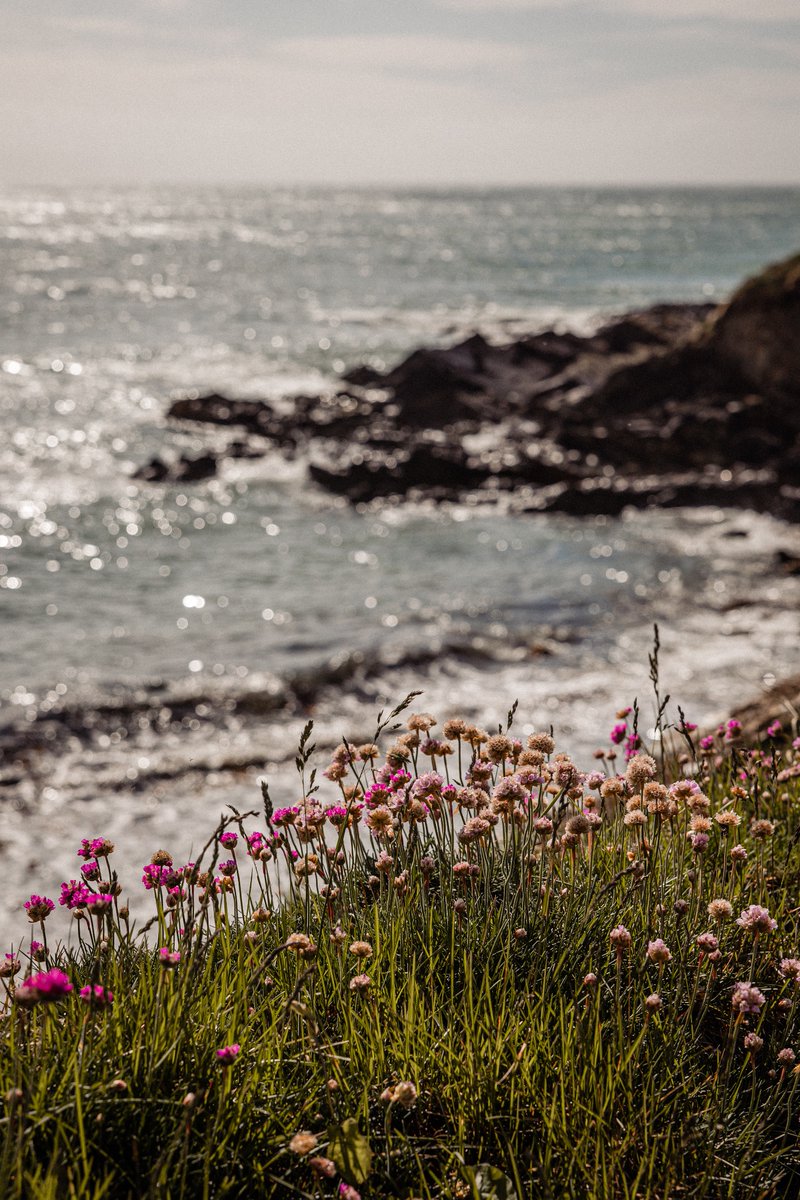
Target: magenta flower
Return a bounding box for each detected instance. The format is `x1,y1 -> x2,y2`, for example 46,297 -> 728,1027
699,736 -> 715,751
216,1043 -> 240,1066
17,968 -> 73,1004
80,860 -> 100,882
24,895 -> 55,923
85,893 -> 114,915
219,832 -> 238,849
609,723 -> 627,745
59,880 -> 91,910
159,948 -> 181,967
142,863 -> 173,890
79,984 -> 113,1009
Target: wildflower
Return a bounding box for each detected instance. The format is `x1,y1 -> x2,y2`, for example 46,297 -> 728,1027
486,734 -> 514,763
159,948 -> 181,968
219,832 -> 238,849
78,837 -> 114,859
714,810 -> 741,830
610,723 -> 627,745
531,816 -> 553,838
349,941 -> 373,959
744,1032 -> 763,1053
610,925 -> 632,952
365,806 -> 394,837
16,968 -> 72,1006
725,719 -> 743,740
696,933 -> 719,953
289,1130 -> 318,1156
528,732 -> 555,755
0,955 -> 20,979
565,813 -> 591,837
690,833 -> 709,852
766,720 -> 782,738
750,819 -> 776,840
23,896 -> 54,923
392,1080 -> 418,1107
407,712 -> 437,733
730,844 -> 748,864
646,939 -> 672,965
142,864 -> 173,890
218,859 -> 237,878
339,1185 -> 361,1200
85,893 -> 114,915
458,816 -> 492,845
779,958 -> 800,982
349,974 -> 372,994
689,815 -> 712,833
583,973 -> 597,987
59,881 -> 90,909
731,982 -> 766,1015
309,1156 -> 337,1179
443,718 -> 468,739
150,850 -> 173,867
626,754 -> 657,792
79,985 -> 113,1009
644,994 -> 662,1014
286,933 -> 317,958
737,905 -> 777,935
330,926 -> 346,947
216,1044 -> 240,1067
778,1048 -> 796,1066
708,898 -> 734,923
624,811 -> 647,828
699,736 -> 715,751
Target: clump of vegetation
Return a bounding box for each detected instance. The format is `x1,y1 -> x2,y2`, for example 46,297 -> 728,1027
2,684 -> 800,1199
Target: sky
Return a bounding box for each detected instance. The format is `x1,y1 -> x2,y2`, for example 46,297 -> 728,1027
2,0 -> 799,187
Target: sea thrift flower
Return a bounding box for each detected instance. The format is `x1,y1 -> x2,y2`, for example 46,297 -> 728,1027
79,985 -> 113,1009
696,933 -> 719,953
779,958 -> 800,982
714,810 -> 741,830
142,864 -> 173,890
625,754 -> 657,792
646,939 -> 672,965
286,932 -> 317,958
737,905 -> 777,935
730,844 -> 748,864
216,1044 -> 240,1067
16,968 -> 73,1005
349,941 -> 373,959
59,881 -> 91,910
339,1185 -> 361,1200
690,833 -> 709,852
349,973 -> 372,994
610,926 -> 632,952
24,896 -> 54,923
644,994 -> 662,1013
289,1131 -> 318,1156
778,1048 -> 796,1066
708,899 -> 734,923
392,1081 -> 418,1108
731,982 -> 766,1015
309,1157 -> 337,1179
750,819 -> 776,840
744,1032 -> 763,1053
219,832 -> 238,849
77,837 -> 114,860
80,861 -> 101,882
159,948 -> 181,967
583,973 -> 597,987
767,720 -> 782,738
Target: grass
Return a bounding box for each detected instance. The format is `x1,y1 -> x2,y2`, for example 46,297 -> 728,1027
1,689 -> 799,1199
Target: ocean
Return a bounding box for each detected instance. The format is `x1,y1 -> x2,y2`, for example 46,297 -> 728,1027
1,185 -> 800,933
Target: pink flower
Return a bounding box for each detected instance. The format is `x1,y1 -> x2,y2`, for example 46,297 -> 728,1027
17,968 -> 73,1005
24,895 -> 54,923
646,939 -> 672,965
59,880 -> 91,909
79,985 -> 113,1009
159,948 -> 181,967
216,1044 -> 240,1066
80,860 -> 100,882
142,863 -> 173,890
736,905 -> 777,935
610,925 -> 632,951
731,982 -> 766,1014
219,832 -> 238,849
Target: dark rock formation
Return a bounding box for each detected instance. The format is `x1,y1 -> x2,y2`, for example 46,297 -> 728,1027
133,452 -> 219,484
135,253 -> 800,520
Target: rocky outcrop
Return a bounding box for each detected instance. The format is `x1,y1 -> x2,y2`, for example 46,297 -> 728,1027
136,253 -> 800,519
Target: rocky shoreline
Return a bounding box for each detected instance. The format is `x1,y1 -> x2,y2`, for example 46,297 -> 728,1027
135,252 -> 800,520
